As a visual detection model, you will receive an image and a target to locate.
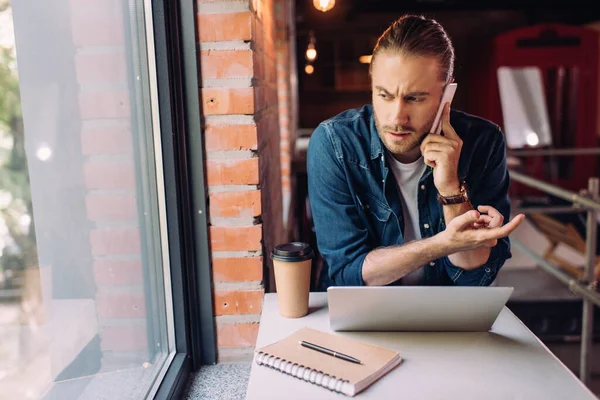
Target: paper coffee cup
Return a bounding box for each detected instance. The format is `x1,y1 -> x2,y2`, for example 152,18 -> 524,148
271,242 -> 314,318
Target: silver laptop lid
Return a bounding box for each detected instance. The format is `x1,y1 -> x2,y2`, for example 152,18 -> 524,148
327,286 -> 513,332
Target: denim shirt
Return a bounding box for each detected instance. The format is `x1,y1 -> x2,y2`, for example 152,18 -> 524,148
307,105 -> 512,288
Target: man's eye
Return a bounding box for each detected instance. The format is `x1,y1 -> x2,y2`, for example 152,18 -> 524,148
407,96 -> 424,103
378,93 -> 392,100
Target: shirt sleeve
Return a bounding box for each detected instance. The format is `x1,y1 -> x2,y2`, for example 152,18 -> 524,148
307,124 -> 370,286
441,126 -> 513,286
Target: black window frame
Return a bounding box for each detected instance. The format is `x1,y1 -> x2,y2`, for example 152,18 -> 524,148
152,0 -> 216,398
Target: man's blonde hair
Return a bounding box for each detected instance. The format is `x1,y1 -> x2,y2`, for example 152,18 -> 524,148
371,14 -> 455,83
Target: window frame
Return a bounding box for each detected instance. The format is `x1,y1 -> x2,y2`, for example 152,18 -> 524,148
151,0 -> 216,397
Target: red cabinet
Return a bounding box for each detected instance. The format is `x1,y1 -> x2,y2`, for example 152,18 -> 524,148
479,24 -> 600,195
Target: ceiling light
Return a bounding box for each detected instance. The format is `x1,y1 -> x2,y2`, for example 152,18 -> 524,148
305,64 -> 315,75
525,131 -> 540,147
306,31 -> 317,61
306,43 -> 317,61
313,0 -> 335,12
359,55 -> 372,64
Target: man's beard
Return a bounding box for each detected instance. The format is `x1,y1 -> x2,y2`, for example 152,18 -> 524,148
373,109 -> 434,158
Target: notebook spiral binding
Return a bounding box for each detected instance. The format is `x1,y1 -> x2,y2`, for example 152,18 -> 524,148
255,351 -> 354,396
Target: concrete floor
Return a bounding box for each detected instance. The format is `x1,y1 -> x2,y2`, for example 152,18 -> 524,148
183,364 -> 251,400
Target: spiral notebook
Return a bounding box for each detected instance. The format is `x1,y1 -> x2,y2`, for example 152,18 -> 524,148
254,327 -> 402,397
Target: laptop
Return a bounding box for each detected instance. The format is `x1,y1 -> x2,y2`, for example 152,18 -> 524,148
327,286 -> 513,332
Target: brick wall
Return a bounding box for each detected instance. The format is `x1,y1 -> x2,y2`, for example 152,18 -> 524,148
198,0 -> 289,362
70,0 -> 149,370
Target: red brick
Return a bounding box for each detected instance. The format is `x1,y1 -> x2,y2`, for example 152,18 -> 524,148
209,190 -> 261,218
90,228 -> 141,256
97,292 -> 146,319
217,323 -> 259,348
202,88 -> 254,115
72,15 -> 125,46
86,194 -> 137,221
209,225 -> 262,251
206,158 -> 259,185
84,161 -> 136,189
93,259 -> 143,286
201,50 -> 253,79
197,12 -> 252,42
81,123 -> 133,155
79,91 -> 131,119
101,326 -> 148,352
205,124 -> 257,151
214,289 -> 264,316
280,153 -> 291,163
212,257 -> 263,282
75,52 -> 127,85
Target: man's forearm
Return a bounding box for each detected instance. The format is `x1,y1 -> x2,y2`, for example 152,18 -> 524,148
442,202 -> 491,269
362,235 -> 451,286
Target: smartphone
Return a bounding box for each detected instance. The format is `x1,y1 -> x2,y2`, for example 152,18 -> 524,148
430,82 -> 457,135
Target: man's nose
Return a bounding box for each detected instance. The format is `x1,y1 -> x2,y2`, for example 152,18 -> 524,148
391,100 -> 409,126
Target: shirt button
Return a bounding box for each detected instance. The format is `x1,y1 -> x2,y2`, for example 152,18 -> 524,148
424,223 -> 430,229
420,185 -> 425,190
485,268 -> 491,273
430,262 -> 435,266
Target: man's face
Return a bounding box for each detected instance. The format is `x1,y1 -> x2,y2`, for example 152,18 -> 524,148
371,52 -> 446,162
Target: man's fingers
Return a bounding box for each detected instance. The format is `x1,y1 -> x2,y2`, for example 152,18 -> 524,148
453,210 -> 481,230
477,205 -> 503,219
477,205 -> 504,227
477,214 -> 525,241
421,142 -> 456,154
420,132 -> 458,154
440,103 -> 459,139
422,149 -> 441,168
475,215 -> 493,225
422,133 -> 454,145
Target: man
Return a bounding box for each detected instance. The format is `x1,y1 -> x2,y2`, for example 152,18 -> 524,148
307,14 -> 525,289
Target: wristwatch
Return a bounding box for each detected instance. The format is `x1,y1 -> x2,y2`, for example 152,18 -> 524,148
437,181 -> 469,205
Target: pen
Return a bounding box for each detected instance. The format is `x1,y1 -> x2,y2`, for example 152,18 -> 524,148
299,341 -> 362,364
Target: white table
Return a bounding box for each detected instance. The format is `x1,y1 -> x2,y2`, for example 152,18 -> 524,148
246,293 -> 597,400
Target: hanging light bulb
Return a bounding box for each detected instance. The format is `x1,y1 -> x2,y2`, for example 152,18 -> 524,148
305,64 -> 315,75
306,31 -> 317,61
306,43 -> 317,61
313,0 -> 335,12
358,55 -> 373,64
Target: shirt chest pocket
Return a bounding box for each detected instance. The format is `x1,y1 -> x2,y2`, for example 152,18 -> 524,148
356,192 -> 393,240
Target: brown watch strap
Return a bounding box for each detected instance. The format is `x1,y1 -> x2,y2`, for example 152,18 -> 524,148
437,182 -> 469,205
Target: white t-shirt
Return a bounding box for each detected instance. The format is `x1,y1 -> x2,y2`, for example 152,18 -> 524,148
387,152 -> 428,285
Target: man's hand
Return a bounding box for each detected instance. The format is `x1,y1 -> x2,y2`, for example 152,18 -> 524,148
469,205 -> 510,247
420,102 -> 463,196
441,206 -> 525,261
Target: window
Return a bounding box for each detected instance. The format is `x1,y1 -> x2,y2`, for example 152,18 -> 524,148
0,0 -> 210,398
